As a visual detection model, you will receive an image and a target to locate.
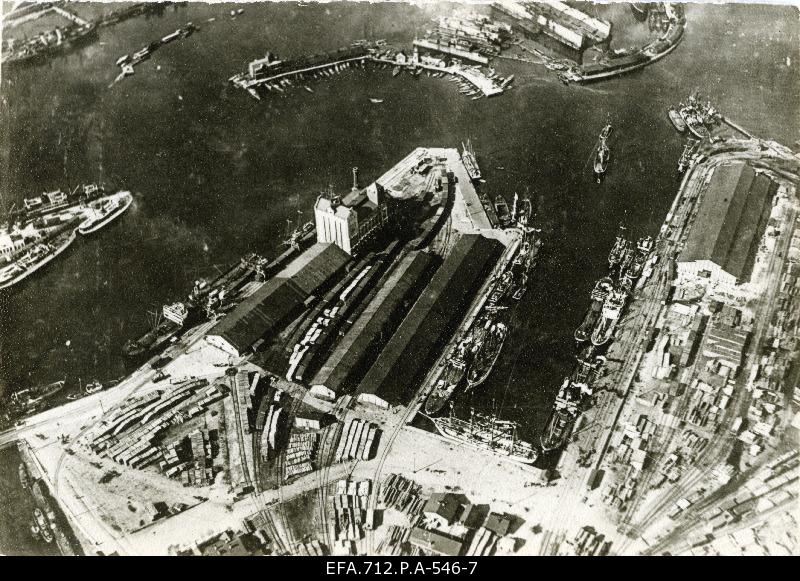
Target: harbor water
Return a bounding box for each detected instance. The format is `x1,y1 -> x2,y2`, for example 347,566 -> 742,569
0,1 -> 798,553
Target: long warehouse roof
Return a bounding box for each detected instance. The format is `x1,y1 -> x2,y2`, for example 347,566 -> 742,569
355,235 -> 503,407
311,251 -> 439,395
208,243 -> 350,354
679,163 -> 774,281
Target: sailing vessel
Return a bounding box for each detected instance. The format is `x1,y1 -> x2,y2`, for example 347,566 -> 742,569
432,407 -> 538,465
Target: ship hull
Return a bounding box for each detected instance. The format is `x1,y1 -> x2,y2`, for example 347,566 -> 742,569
433,420 -> 538,465
465,331 -> 507,391
0,231 -> 76,290
77,193 -> 133,235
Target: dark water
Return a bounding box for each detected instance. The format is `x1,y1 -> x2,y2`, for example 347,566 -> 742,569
0,2 -> 798,534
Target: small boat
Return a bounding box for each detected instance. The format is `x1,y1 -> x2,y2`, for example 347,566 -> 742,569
369,98 -> 384,104
668,107 -> 687,133
392,65 -> 401,77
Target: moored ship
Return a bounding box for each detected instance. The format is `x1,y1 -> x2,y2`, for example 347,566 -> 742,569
607,225 -> 628,270
590,290 -> 627,346
574,277 -> 614,342
0,228 -> 77,290
668,107 -> 687,133
77,191 -> 133,235
424,351 -> 469,416
433,408 -> 538,465
461,139 -> 482,182
593,120 -> 612,182
466,319 -> 507,391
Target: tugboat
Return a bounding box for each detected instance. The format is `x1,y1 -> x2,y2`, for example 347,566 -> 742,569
593,120 -> 612,183
668,107 -> 687,133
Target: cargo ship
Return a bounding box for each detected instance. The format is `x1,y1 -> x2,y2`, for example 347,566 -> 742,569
590,290 -> 627,346
122,306 -> 182,358
424,348 -> 469,416
540,378 -> 584,451
9,380 -> 67,413
678,140 -> 700,174
1,23 -> 98,69
17,183 -> 107,222
623,236 -> 654,283
486,270 -> 514,307
77,191 -> 133,235
574,277 -> 614,343
465,319 -> 507,391
432,408 -> 539,465
0,228 -> 77,290
593,121 -> 612,183
461,139 -> 482,182
607,225 -> 628,270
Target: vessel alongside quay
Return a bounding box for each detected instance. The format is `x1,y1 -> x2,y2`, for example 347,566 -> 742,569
77,192 -> 133,235
574,277 -> 614,343
465,318 -> 508,391
433,408 -> 539,465
461,139 -> 482,182
590,290 -> 627,347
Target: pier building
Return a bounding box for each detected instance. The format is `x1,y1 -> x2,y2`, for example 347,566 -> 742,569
677,162 -> 777,291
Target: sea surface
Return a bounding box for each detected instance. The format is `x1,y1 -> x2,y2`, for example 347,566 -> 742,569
0,1 -> 798,554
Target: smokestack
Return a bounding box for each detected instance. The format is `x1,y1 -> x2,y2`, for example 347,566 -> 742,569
352,167 -> 359,191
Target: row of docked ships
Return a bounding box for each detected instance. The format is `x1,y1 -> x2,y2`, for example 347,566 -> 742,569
667,92 -> 721,140
122,217 -> 315,359
540,226 -> 655,452
0,185 -> 132,290
423,149 -> 542,464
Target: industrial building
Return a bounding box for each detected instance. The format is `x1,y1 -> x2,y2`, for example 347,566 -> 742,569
314,171 -> 391,255
354,235 -> 503,409
408,527 -> 464,556
205,243 -> 350,357
492,0 -> 612,62
677,162 -> 777,290
310,251 -> 439,400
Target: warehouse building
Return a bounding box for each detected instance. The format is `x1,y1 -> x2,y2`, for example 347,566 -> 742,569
492,0 -> 611,62
354,235 -> 503,409
205,243 -> 350,357
310,251 -> 439,400
677,163 -> 777,291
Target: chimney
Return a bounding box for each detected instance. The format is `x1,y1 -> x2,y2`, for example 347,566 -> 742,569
351,167 -> 359,191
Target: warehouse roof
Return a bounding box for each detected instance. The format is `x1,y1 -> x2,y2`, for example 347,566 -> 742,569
208,243 -> 350,355
311,251 -> 437,395
679,163 -> 774,281
355,235 -> 502,407
276,243 -> 350,296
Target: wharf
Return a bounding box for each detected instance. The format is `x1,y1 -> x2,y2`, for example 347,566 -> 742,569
237,54 -> 370,89
372,56 -> 504,97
